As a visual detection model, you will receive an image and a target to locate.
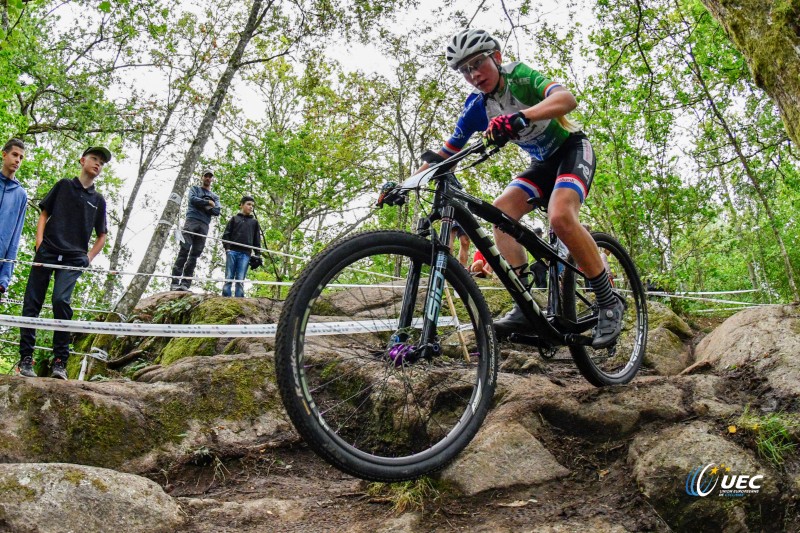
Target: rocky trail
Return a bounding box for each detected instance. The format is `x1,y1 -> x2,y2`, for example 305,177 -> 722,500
1,291 -> 798,532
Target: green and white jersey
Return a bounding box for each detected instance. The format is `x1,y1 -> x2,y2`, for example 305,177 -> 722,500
443,62 -> 572,161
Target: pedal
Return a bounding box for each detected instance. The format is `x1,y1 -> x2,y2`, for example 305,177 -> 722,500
507,333 -> 548,348
564,334 -> 594,347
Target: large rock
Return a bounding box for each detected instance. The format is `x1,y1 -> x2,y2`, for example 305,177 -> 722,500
628,421 -> 780,530
0,463 -> 183,533
534,378 -> 689,439
180,496 -> 305,530
688,305 -> 800,399
0,352 -> 295,473
643,301 -> 693,375
647,300 -> 693,338
644,327 -> 692,376
69,293 -> 282,378
685,374 -> 741,419
440,420 -> 569,495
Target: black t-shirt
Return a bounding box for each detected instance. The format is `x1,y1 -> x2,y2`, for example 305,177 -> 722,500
39,177 -> 107,256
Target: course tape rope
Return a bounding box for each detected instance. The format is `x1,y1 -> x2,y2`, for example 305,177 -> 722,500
0,314 -> 464,338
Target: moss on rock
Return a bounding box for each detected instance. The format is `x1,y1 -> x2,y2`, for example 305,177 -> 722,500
648,301 -> 693,338
0,477 -> 37,503
160,337 -> 217,366
145,356 -> 280,446
15,388 -> 151,469
61,468 -> 86,486
190,297 -> 254,325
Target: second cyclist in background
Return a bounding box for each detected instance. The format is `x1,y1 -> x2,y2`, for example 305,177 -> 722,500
434,28 -> 623,348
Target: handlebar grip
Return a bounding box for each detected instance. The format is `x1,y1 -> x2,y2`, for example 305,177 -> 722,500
511,112 -> 528,134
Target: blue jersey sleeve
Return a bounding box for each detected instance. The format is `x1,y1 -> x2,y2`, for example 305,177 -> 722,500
442,92 -> 488,155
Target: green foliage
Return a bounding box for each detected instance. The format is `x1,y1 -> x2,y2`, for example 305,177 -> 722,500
152,296 -> 198,324
737,407 -> 799,466
0,0 -> 797,315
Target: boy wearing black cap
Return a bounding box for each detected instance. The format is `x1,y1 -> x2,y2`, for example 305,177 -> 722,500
221,195 -> 261,297
170,168 -> 220,291
16,146 -> 110,379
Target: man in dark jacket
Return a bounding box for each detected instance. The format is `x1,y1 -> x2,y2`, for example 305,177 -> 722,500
170,169 -> 220,291
221,195 -> 261,297
16,146 -> 110,380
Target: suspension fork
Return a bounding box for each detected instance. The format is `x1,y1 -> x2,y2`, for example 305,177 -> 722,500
420,205 -> 454,347
394,206 -> 454,349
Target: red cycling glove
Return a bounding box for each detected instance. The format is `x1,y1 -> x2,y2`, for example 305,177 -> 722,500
484,113 -> 527,146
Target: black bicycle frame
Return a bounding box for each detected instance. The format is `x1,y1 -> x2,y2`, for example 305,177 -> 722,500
407,171 -> 597,351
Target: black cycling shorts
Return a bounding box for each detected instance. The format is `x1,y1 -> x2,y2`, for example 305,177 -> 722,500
506,132 -> 596,205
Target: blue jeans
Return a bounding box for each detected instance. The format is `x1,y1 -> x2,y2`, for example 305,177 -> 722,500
222,251 -> 250,297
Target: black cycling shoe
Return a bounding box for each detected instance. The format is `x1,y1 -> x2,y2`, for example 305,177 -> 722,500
494,304 -> 532,339
592,297 -> 626,349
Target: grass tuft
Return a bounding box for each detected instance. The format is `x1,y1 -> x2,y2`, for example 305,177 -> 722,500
366,477 -> 444,514
736,406 -> 799,466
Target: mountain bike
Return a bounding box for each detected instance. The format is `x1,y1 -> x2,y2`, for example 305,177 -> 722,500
275,138 -> 647,482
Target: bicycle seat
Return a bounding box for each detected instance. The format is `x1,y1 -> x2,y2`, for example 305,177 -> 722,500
526,197 -> 548,212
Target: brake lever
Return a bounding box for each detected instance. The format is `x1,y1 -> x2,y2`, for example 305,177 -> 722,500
462,144 -> 500,170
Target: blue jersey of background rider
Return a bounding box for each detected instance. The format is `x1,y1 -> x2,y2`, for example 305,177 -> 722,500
442,62 -> 571,162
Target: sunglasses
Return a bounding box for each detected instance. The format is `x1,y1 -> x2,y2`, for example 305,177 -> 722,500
458,52 -> 492,76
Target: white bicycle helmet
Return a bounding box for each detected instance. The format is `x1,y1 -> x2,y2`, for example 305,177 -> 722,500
445,29 -> 500,69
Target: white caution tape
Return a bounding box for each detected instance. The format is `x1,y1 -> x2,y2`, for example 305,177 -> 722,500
0,297 -> 126,321
0,338 -> 109,361
0,314 -> 458,338
645,292 -> 769,306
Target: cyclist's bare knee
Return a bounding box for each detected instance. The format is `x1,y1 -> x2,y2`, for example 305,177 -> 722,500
548,189 -> 582,238
493,188 -> 532,221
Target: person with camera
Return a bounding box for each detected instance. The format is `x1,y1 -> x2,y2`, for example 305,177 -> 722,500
221,195 -> 262,298
170,168 -> 221,291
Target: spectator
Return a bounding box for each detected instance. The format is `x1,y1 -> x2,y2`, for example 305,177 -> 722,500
221,195 -> 261,298
16,146 -> 110,379
469,249 -> 493,278
0,138 -> 27,294
170,168 -> 220,291
450,222 -> 471,267
532,227 -> 548,288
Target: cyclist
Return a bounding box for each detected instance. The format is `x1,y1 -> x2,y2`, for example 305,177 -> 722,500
436,28 -> 622,348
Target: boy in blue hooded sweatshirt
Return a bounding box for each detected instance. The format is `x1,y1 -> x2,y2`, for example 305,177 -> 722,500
0,138 -> 28,294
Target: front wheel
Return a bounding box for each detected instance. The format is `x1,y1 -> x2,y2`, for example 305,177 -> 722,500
275,230 -> 498,481
562,232 -> 647,386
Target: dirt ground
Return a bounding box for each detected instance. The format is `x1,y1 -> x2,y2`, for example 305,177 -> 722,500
157,318 -> 796,533
167,443 -> 671,532
164,355 -> 673,533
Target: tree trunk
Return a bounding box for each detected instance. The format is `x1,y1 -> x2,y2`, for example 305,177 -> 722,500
103,93 -> 184,302
683,38 -> 800,302
114,0 -> 269,317
702,0 -> 800,145
1,1 -> 9,34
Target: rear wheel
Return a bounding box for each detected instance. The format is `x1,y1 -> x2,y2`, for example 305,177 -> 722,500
275,230 -> 498,481
561,232 -> 647,386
